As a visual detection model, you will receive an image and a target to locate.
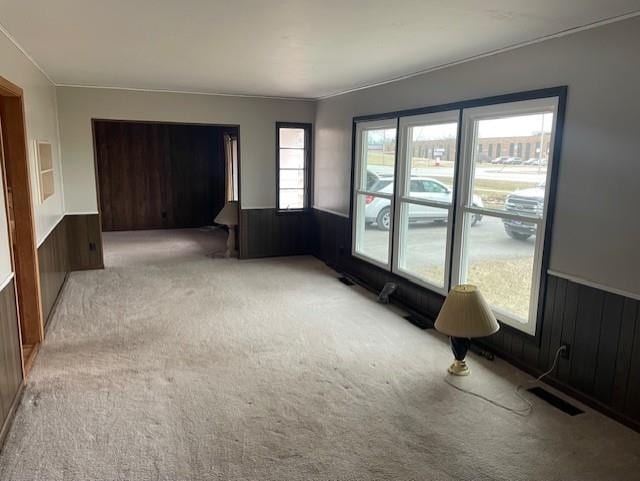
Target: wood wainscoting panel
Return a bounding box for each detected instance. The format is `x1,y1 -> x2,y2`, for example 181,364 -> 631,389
0,278 -> 23,448
240,209 -> 313,259
66,214 -> 104,271
312,208 -> 640,431
38,218 -> 69,328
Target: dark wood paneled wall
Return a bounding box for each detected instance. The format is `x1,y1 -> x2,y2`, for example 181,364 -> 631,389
66,214 -> 103,271
312,208 -> 640,431
94,121 -> 232,231
240,209 -> 313,259
0,278 -> 23,448
38,218 -> 68,328
37,214 -> 103,328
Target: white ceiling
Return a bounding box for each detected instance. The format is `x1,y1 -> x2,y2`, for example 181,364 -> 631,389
1,0 -> 639,99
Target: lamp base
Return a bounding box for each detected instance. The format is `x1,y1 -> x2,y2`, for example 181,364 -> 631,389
211,226 -> 237,258
447,360 -> 470,376
448,336 -> 471,376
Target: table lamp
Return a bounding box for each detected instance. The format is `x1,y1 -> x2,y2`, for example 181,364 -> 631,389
214,201 -> 238,257
435,284 -> 499,376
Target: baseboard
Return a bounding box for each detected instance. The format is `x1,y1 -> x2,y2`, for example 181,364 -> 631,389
0,382 -> 24,454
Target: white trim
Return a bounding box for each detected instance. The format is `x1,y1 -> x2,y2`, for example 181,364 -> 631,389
318,10 -> 640,100
37,214 -> 65,247
65,211 -> 99,215
548,269 -> 640,302
451,97 -> 560,337
313,206 -> 349,218
352,118 -> 397,270
392,110 -> 460,297
0,21 -> 55,85
0,272 -> 15,292
56,83 -> 315,102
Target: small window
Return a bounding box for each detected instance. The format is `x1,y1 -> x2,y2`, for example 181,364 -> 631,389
36,141 -> 54,202
277,123 -> 311,210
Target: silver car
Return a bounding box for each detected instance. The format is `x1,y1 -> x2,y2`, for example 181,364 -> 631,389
364,177 -> 483,230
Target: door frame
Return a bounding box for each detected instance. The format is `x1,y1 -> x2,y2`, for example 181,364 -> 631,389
0,76 -> 44,375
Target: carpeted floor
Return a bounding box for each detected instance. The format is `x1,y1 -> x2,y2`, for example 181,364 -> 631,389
0,228 -> 638,480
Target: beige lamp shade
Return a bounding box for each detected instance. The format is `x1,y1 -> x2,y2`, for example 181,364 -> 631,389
435,284 -> 499,338
215,201 -> 239,226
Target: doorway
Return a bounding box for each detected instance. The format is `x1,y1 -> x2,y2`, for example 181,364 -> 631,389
92,120 -> 240,232
0,76 -> 44,376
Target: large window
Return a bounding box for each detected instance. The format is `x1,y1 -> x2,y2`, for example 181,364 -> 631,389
352,119 -> 397,268
276,122 -> 311,210
352,91 -> 563,335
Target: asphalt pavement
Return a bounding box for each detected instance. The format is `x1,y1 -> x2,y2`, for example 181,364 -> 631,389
357,215 -> 535,267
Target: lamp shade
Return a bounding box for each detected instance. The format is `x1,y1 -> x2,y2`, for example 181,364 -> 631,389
214,201 -> 239,226
435,284 -> 499,338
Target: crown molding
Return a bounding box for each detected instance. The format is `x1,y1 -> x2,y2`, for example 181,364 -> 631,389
55,83 -> 315,102
0,20 -> 55,85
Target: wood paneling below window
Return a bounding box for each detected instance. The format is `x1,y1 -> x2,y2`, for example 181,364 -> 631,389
312,208 -> 640,432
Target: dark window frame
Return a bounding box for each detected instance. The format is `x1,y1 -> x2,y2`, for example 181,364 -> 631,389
276,122 -> 313,212
348,86 -> 568,341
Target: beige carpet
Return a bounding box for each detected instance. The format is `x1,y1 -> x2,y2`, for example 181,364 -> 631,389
0,228 -> 638,480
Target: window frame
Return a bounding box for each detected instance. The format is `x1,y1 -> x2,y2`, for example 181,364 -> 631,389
349,87 -> 567,339
391,109 -> 461,295
351,118 -> 398,270
276,122 -> 312,212
451,97 -> 560,335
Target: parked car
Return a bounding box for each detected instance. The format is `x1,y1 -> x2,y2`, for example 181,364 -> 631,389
365,177 -> 483,230
503,157 -> 523,165
503,183 -> 545,240
366,169 -> 394,192
491,156 -> 510,164
524,157 -> 547,166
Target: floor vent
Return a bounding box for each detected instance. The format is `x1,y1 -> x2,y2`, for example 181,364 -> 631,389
338,276 -> 355,286
403,314 -> 434,330
527,387 -> 584,416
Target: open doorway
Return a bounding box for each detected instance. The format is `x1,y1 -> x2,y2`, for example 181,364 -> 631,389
0,76 -> 44,376
92,120 -> 241,266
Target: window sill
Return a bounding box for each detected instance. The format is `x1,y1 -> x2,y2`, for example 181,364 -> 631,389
276,208 -> 311,215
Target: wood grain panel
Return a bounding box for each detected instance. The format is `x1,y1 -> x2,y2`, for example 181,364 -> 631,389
593,293 -> 624,403
612,299 -> 638,411
94,121 -> 232,231
240,209 -> 313,259
38,218 -> 68,328
0,278 -> 23,447
66,214 -> 103,271
312,208 -> 640,431
570,287 -> 604,393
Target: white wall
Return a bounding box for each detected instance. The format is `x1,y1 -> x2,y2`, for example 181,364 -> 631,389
314,17 -> 640,297
56,87 -> 315,212
0,31 -> 65,281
